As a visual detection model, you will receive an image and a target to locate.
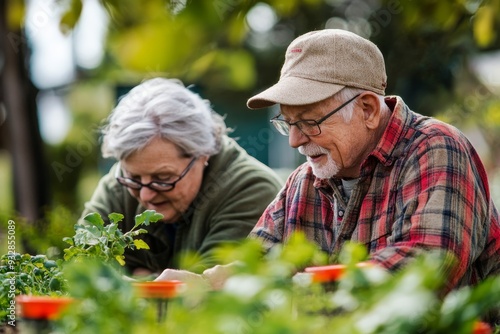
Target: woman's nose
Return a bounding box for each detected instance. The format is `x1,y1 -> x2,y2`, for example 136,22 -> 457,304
138,185 -> 158,202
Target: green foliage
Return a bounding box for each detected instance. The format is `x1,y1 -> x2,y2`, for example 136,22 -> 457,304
54,0 -> 332,91
23,206 -> 78,256
63,210 -> 163,266
0,206 -> 79,257
4,231 -> 500,332
55,258 -> 155,334
55,0 -> 500,93
0,210 -> 163,326
0,253 -> 66,323
148,237 -> 500,333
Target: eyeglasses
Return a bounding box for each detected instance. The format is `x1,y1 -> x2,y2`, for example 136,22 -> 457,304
270,93 -> 361,136
115,157 -> 198,192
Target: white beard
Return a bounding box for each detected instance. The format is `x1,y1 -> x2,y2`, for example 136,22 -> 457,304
298,144 -> 339,179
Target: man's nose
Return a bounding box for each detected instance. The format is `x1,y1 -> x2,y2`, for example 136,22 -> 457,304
288,126 -> 309,149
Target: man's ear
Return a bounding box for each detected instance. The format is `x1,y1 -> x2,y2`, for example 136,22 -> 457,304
359,92 -> 382,130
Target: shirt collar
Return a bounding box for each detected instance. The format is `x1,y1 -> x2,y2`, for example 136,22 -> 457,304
367,96 -> 414,167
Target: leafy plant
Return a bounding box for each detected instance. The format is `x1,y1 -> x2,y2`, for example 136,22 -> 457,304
4,225 -> 500,333
0,253 -> 66,323
0,210 -> 163,326
63,210 -> 163,266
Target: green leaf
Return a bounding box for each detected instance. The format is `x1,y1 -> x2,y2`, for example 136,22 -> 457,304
115,255 -> 126,266
133,239 -> 150,250
31,255 -> 46,264
104,223 -> 118,237
281,232 -> 320,267
63,248 -> 78,261
111,242 -> 125,256
99,236 -> 109,246
129,228 -> 148,237
74,225 -> 102,246
83,212 -> 105,228
134,210 -> 164,228
48,277 -> 62,291
108,212 -> 124,224
338,242 -> 369,265
43,260 -> 58,269
62,237 -> 74,246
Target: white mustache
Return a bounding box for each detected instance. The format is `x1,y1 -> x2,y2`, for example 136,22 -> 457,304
298,144 -> 328,157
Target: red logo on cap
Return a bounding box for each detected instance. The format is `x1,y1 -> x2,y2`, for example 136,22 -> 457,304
290,48 -> 302,53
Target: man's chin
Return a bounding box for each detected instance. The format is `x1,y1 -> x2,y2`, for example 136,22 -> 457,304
309,162 -> 338,179
312,171 -> 333,179
155,210 -> 183,224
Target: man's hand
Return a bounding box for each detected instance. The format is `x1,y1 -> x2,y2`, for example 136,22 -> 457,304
154,262 -> 238,290
154,269 -> 209,289
201,263 -> 236,290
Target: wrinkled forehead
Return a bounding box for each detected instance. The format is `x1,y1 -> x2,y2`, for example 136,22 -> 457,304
279,95 -> 336,119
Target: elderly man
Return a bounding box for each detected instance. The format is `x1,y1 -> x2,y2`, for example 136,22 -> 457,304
156,29 -> 500,293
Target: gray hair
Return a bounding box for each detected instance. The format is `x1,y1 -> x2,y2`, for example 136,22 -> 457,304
335,87 -> 389,123
101,78 -> 228,160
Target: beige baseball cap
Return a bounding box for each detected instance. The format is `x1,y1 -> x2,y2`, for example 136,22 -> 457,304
247,29 -> 387,109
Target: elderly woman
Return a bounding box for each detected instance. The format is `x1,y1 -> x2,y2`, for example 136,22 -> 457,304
80,77 -> 283,276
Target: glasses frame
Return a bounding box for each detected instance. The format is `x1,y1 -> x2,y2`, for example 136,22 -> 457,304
270,93 -> 361,136
115,157 -> 198,192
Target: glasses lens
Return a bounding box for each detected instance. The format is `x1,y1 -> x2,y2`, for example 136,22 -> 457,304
297,120 -> 320,136
271,119 -> 290,136
149,182 -> 174,192
117,177 -> 142,190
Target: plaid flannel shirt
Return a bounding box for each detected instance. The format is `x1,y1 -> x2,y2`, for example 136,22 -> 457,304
250,96 -> 500,289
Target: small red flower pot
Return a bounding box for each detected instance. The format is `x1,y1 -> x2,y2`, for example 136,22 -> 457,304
132,280 -> 185,299
304,262 -> 372,283
16,295 -> 73,320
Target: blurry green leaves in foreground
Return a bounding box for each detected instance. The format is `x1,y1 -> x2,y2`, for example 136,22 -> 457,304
171,238 -> 500,334
4,228 -> 500,333
57,258 -> 153,334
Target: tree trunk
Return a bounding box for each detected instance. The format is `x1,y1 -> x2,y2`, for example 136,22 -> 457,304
0,1 -> 49,226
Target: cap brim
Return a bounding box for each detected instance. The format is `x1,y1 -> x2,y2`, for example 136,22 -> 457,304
247,76 -> 344,109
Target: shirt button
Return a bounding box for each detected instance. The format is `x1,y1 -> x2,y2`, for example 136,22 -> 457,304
338,210 -> 344,217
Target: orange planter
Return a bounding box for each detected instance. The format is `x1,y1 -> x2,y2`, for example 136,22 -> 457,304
304,262 -> 372,283
132,280 -> 185,299
16,295 -> 73,320
473,321 -> 492,334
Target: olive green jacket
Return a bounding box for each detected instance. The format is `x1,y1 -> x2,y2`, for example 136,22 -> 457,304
79,136 -> 283,274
